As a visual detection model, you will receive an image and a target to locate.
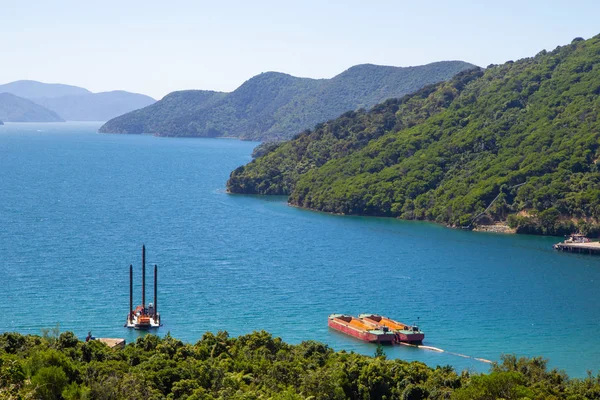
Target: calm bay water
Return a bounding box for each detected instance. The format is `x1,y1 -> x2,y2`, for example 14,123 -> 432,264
1,122 -> 599,377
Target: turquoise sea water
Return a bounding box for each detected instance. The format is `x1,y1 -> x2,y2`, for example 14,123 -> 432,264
1,122 -> 599,377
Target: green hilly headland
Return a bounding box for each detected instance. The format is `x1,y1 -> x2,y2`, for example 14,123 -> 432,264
228,35 -> 600,236
0,330 -> 597,399
99,90 -> 227,134
99,61 -> 476,140
0,93 -> 64,122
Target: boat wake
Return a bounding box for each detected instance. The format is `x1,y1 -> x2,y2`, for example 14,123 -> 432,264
415,345 -> 444,352
398,342 -> 492,364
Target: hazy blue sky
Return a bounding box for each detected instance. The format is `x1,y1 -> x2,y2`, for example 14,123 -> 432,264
2,0 -> 599,99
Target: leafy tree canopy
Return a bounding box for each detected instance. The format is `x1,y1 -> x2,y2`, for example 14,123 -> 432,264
0,331 -> 598,399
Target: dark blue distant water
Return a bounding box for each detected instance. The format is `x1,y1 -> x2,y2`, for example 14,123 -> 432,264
1,122 -> 599,377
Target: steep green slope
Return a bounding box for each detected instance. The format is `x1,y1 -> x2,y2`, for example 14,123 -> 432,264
228,69 -> 483,195
0,93 -> 64,122
228,35 -> 600,235
99,61 -> 476,140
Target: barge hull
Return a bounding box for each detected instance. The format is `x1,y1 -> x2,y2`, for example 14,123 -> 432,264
395,332 -> 425,344
328,318 -> 395,343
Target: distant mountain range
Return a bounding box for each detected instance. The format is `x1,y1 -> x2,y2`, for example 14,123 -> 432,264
0,80 -> 90,98
99,61 -> 476,141
32,91 -> 157,122
0,92 -> 64,122
0,80 -> 155,121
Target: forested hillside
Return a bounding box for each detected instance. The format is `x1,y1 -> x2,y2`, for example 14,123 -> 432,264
1,330 -> 598,399
99,61 -> 475,140
228,35 -> 600,235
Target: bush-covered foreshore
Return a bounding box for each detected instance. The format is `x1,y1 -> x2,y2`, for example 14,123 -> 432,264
1,330 -> 599,399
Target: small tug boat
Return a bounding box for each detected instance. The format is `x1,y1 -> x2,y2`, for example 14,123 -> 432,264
125,245 -> 161,330
360,314 -> 424,344
328,314 -> 396,343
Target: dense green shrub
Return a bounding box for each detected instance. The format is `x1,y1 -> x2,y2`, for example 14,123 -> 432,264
0,331 -> 599,399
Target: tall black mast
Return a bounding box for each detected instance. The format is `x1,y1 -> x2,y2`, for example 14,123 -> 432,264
129,264 -> 133,321
154,264 -> 158,320
142,244 -> 146,308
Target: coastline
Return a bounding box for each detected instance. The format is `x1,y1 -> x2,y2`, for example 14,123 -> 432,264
229,191 -> 523,235
98,129 -> 259,141
472,223 -> 516,234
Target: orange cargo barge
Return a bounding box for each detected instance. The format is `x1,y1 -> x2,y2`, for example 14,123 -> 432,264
328,314 -> 396,343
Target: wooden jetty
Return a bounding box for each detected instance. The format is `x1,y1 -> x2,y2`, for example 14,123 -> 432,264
86,332 -> 126,349
553,241 -> 600,255
97,338 -> 126,349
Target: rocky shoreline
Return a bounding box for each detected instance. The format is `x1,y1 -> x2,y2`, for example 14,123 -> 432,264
473,223 -> 516,234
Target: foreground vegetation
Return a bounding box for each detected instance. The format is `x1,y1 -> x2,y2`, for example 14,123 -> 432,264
1,330 -> 599,399
99,62 -> 474,141
228,35 -> 600,235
